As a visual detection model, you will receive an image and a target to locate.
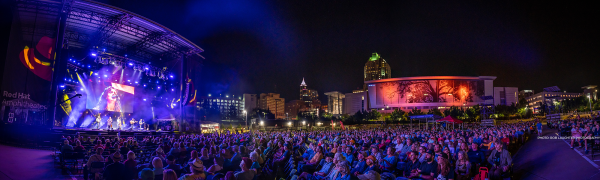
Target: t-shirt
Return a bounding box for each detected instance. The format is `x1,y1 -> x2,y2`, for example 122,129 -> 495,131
234,170 -> 256,180
493,152 -> 501,166
419,161 -> 438,178
537,123 -> 542,130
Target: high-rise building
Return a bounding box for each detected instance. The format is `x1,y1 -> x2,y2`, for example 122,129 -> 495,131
364,52 -> 391,82
324,91 -> 345,115
494,87 -> 518,106
258,93 -> 285,119
243,94 -> 257,112
299,78 -> 319,104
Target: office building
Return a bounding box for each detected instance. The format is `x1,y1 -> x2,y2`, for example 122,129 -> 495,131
243,94 -> 258,112
259,93 -> 285,119
285,100 -> 306,120
364,52 -> 391,82
582,85 -> 598,101
519,90 -> 534,98
324,91 -> 345,115
525,89 -> 580,114
494,87 -> 519,106
300,78 -> 319,104
197,95 -> 245,119
344,91 -> 368,115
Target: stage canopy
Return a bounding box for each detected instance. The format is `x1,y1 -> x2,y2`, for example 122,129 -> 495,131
436,116 -> 463,123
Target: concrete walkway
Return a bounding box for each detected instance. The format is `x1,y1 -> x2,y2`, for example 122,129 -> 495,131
0,144 -> 79,180
513,126 -> 600,180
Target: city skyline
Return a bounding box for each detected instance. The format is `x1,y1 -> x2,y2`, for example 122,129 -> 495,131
96,0 -> 599,105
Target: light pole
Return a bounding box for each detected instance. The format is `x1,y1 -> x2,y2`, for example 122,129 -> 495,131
243,110 -> 247,130
588,95 -> 592,114
286,113 -> 289,120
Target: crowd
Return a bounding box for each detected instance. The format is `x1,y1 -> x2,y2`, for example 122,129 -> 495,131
58,119 -> 541,180
556,114 -> 600,154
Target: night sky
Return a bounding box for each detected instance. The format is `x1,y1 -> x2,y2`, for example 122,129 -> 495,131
100,0 -> 599,103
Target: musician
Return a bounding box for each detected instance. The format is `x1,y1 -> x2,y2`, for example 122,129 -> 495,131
116,117 -> 123,130
139,119 -> 144,130
107,117 -> 113,130
95,115 -> 101,129
130,118 -> 136,129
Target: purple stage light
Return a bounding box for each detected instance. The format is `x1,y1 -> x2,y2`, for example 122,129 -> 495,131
129,63 -> 133,66
170,75 -> 173,78
143,99 -> 146,101
91,53 -> 97,56
157,86 -> 161,89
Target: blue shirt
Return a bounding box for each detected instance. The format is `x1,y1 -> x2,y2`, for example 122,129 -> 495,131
302,149 -> 314,159
343,153 -> 354,164
350,160 -> 366,174
318,161 -> 334,174
380,155 -> 398,169
537,123 -> 542,129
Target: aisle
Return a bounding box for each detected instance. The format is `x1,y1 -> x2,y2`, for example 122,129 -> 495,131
0,144 -> 81,180
512,126 -> 600,180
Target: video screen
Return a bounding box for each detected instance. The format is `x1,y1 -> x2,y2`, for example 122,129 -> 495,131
86,82 -> 135,113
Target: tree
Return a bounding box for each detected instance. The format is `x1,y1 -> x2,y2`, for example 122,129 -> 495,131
427,108 -> 443,117
367,109 -> 382,121
354,111 -> 365,123
408,108 -> 424,116
390,109 -> 406,121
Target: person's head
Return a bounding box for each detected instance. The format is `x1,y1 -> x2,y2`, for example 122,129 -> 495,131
325,153 -> 334,163
419,146 -> 426,153
457,151 -> 467,161
240,157 -> 252,170
336,160 -> 350,174
358,151 -> 367,160
471,143 -> 478,151
434,144 -> 442,153
95,147 -> 104,155
139,168 -> 154,180
357,170 -> 381,180
75,141 -> 81,146
127,151 -> 136,160
495,141 -> 503,151
200,148 -> 208,156
163,169 -> 177,180
443,147 -> 450,155
425,150 -> 434,162
249,151 -> 259,162
190,150 -> 198,159
365,155 -> 376,166
63,140 -> 69,145
345,146 -> 352,154
189,158 -> 205,174
111,152 -> 123,162
409,151 -> 418,161
224,171 -> 235,180
387,147 -> 395,156
166,155 -> 176,165
152,157 -> 163,169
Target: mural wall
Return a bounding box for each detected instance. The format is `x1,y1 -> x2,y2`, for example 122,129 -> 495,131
374,80 -> 484,105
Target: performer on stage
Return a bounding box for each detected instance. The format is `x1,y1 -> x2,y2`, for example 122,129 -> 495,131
116,117 -> 123,130
95,114 -> 101,129
139,119 -> 144,130
107,117 -> 113,130
130,118 -> 136,130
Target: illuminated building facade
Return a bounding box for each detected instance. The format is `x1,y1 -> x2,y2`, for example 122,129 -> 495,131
526,91 -> 581,114
285,100 -> 306,120
365,76 -> 496,112
582,85 -> 598,101
299,78 -> 319,104
259,93 -> 285,119
324,91 -> 345,115
364,53 -> 391,82
197,95 -> 245,119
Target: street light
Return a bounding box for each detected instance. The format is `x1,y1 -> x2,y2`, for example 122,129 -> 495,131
243,110 -> 248,132
588,95 -> 592,114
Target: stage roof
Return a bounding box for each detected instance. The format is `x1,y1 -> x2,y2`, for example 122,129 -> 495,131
15,0 -> 203,63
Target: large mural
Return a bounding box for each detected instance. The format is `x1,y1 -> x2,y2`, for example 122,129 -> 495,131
375,80 -> 484,105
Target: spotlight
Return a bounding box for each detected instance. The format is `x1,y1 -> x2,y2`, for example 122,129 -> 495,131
95,73 -> 98,76
170,75 -> 173,78
157,86 -> 160,89
143,84 -> 146,87
104,75 -> 107,77
135,81 -> 138,84
91,53 -> 97,56
127,80 -> 130,82
129,63 -> 133,66
59,85 -> 65,88
143,99 -> 146,101
80,88 -> 83,91
171,89 -> 174,91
